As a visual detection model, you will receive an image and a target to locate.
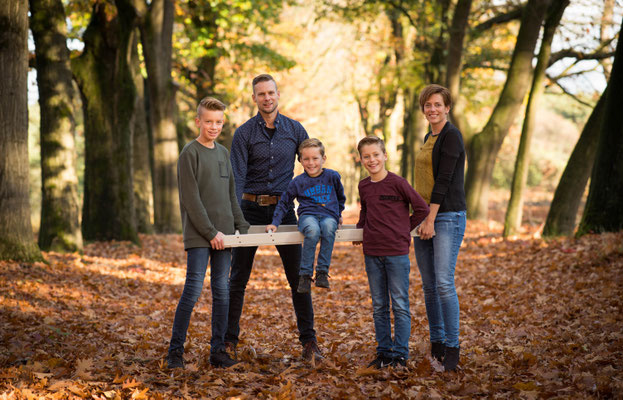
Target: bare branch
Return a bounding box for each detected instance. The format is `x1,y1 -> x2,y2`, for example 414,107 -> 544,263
472,5 -> 524,35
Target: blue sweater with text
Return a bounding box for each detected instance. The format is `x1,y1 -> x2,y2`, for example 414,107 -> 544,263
271,169 -> 346,226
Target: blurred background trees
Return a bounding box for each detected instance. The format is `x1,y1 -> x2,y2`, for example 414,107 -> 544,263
1,0 -> 621,260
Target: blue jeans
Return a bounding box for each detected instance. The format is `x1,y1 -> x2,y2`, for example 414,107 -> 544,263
298,214 -> 338,276
169,247 -> 231,354
413,210 -> 466,348
226,200 -> 316,346
364,254 -> 411,359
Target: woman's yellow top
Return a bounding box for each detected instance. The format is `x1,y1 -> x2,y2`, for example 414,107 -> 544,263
414,134 -> 439,204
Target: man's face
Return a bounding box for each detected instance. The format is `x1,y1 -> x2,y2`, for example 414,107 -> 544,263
252,80 -> 280,115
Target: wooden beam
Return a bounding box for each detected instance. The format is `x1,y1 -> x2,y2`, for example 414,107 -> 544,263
224,224 -> 418,248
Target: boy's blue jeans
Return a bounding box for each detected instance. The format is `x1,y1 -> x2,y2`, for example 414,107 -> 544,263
364,254 -> 411,359
298,214 -> 338,276
169,247 -> 231,355
413,210 -> 466,348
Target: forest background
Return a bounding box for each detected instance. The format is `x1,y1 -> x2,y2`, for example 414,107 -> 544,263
2,0 -> 623,398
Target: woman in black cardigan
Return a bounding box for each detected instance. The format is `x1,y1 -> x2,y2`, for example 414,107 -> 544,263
413,84 -> 467,371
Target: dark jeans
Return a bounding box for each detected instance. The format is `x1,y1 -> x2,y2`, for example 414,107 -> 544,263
169,247 -> 231,355
225,199 -> 316,346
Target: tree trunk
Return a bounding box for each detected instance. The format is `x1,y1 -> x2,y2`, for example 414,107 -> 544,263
29,0 -> 83,252
504,0 -> 569,237
0,0 -> 43,261
577,22 -> 623,236
542,90 -> 607,237
72,0 -> 139,244
139,0 -> 181,233
445,0 -> 472,137
599,0 -> 615,81
130,28 -> 154,234
400,88 -> 426,186
464,0 -> 551,220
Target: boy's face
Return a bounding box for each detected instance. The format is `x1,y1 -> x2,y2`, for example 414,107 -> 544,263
359,143 -> 387,176
299,147 -> 326,178
195,108 -> 224,144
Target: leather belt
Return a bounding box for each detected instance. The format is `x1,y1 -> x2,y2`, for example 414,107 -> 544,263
242,193 -> 281,206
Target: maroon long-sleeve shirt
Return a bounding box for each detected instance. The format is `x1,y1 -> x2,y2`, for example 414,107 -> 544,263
356,172 -> 429,256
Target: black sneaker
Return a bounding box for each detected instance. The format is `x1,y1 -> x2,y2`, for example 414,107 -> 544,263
297,275 -> 312,293
166,348 -> 184,369
302,340 -> 324,361
443,346 -> 460,371
431,342 -> 445,362
209,349 -> 239,368
367,354 -> 392,369
315,272 -> 330,288
392,356 -> 407,368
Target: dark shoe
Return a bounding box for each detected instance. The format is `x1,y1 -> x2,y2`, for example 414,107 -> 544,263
392,356 -> 407,368
209,349 -> 239,368
443,346 -> 460,371
166,348 -> 184,369
431,342 -> 445,362
367,354 -> 392,369
224,341 -> 238,359
297,275 -> 312,293
302,340 -> 324,361
315,272 -> 330,288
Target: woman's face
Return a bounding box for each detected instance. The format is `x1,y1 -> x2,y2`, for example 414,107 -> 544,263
423,93 -> 450,126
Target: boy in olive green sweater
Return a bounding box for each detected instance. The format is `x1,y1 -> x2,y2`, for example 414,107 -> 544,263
167,97 -> 249,369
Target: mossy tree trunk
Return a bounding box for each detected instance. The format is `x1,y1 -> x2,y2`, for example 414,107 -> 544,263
29,0 -> 83,252
577,21 -> 623,236
129,28 -> 154,234
464,0 -> 551,220
72,0 -> 139,244
542,90 -> 607,237
0,0 -> 43,261
503,0 -> 569,237
138,0 -> 181,233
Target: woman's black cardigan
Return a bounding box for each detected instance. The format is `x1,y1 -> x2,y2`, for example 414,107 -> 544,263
424,121 -> 467,213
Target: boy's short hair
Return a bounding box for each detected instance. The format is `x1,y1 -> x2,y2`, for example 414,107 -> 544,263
197,97 -> 226,117
357,135 -> 386,155
252,74 -> 278,93
298,138 -> 325,161
418,84 -> 452,112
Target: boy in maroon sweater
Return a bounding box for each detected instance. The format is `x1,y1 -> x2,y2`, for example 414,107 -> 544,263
355,136 -> 429,368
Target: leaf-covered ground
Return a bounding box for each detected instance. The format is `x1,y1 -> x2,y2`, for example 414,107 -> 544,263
1,206 -> 622,399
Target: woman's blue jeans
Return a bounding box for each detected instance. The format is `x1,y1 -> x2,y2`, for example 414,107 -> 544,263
364,254 -> 411,359
169,247 -> 231,355
298,214 -> 338,276
413,210 -> 466,348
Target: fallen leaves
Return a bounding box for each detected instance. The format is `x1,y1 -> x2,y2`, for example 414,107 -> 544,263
1,209 -> 622,398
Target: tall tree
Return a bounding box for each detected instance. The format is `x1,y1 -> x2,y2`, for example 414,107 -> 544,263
577,23 -> 623,235
29,0 -> 83,251
0,0 -> 43,261
129,29 -> 154,234
445,0 -> 472,136
542,90 -> 607,237
464,0 -> 551,220
72,0 -> 139,243
503,0 -> 569,237
135,0 -> 181,233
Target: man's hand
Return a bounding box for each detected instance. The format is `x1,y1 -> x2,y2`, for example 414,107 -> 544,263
210,231 -> 226,250
266,224 -> 277,233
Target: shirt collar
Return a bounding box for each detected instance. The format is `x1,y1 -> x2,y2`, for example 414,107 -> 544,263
255,111 -> 281,127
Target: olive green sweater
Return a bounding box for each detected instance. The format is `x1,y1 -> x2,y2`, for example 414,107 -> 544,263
177,140 -> 250,249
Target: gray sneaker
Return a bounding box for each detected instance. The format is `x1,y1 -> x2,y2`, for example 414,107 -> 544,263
315,272 -> 330,288
297,275 -> 312,293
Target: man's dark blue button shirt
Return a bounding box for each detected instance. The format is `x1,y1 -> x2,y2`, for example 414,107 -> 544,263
230,112 -> 309,203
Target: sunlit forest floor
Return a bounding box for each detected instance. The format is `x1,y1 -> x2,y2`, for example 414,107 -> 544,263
2,194 -> 622,399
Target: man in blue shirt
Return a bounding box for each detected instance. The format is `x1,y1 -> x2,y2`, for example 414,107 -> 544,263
226,74 -> 321,361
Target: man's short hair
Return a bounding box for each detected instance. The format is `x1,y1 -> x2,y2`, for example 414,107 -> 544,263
418,84 -> 452,112
357,135 -> 386,155
252,74 -> 278,93
298,138 -> 325,161
197,97 -> 226,117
